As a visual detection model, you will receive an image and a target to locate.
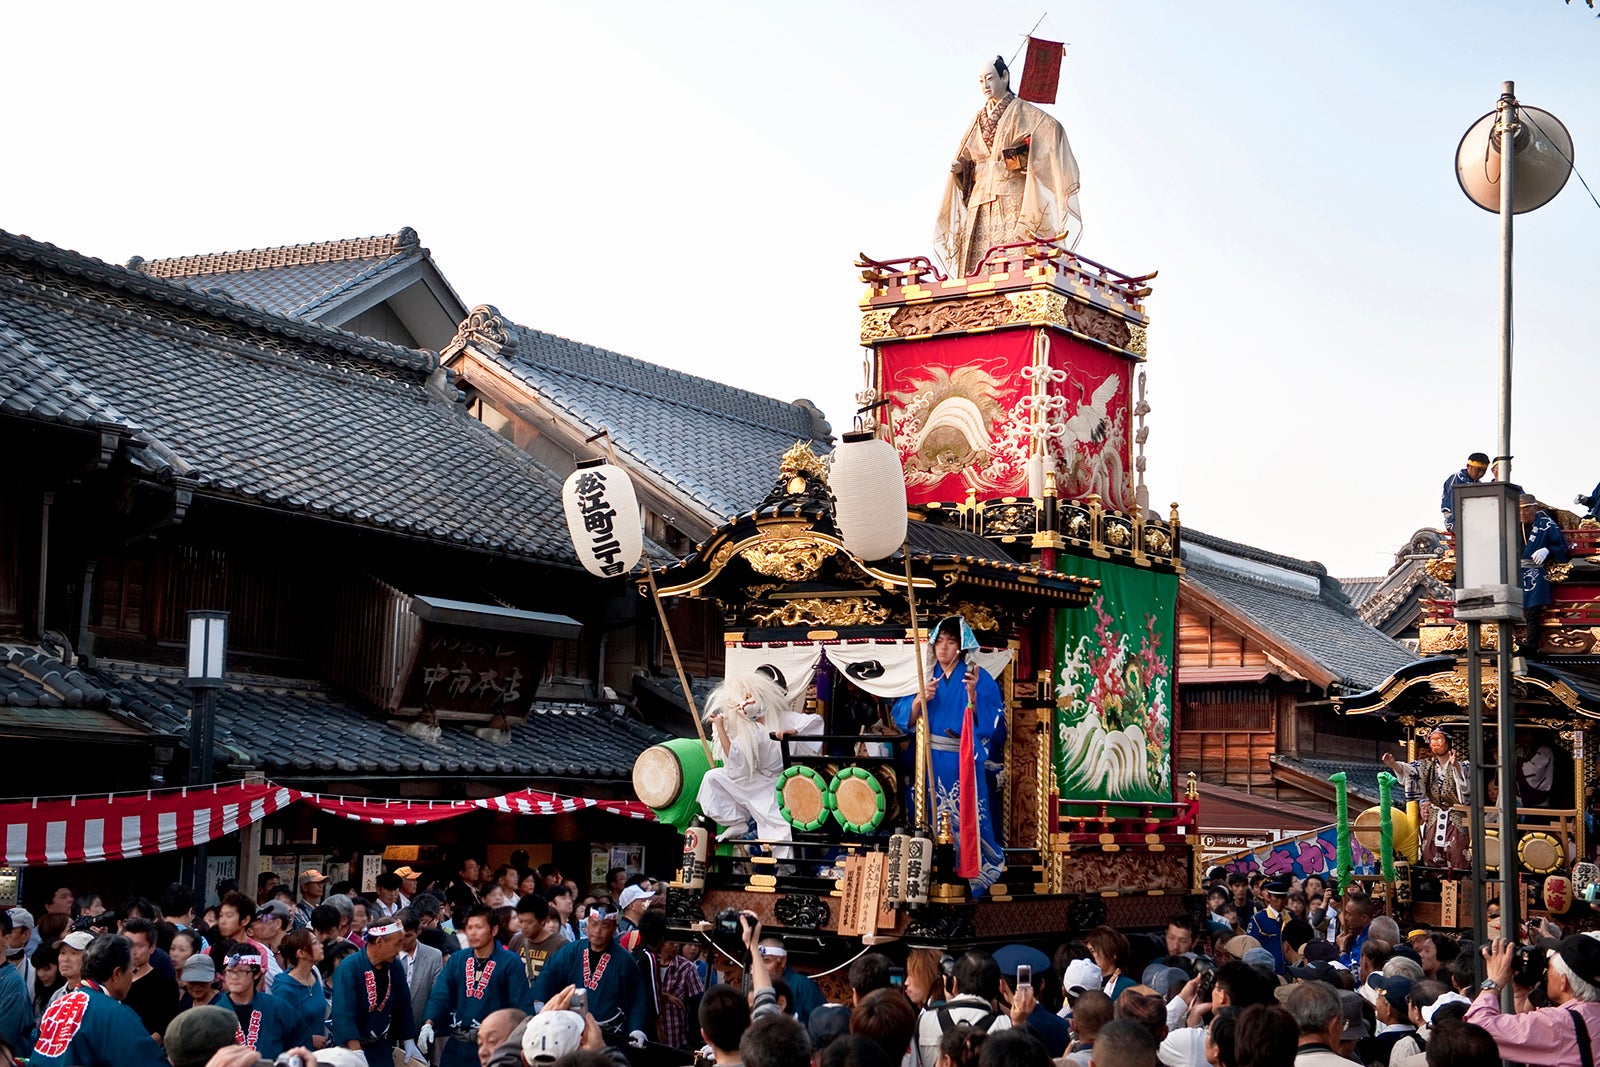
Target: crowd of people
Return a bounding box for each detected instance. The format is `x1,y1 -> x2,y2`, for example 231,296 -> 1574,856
2,862 -> 1597,1067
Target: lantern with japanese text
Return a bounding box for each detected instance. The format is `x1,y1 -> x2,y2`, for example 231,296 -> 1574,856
827,430 -> 908,561
562,459 -> 644,578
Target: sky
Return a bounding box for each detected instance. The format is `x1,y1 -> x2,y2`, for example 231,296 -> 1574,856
4,2 -> 1597,578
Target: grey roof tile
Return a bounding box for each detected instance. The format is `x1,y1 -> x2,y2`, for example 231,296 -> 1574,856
95,661 -> 670,779
1183,529 -> 1417,692
0,231 -> 576,565
489,321 -> 834,519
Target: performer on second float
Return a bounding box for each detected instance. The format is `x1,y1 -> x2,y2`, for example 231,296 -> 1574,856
893,615 -> 1006,894
1519,493 -> 1570,653
1382,728 -> 1470,871
418,905 -> 532,1067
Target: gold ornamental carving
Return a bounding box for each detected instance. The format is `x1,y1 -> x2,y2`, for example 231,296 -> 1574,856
1142,526 -> 1172,556
1125,323 -> 1149,356
1007,290 -> 1070,325
953,601 -> 1002,632
1064,511 -> 1091,539
1423,671 -> 1526,710
1104,521 -> 1132,548
779,442 -> 827,483
889,294 -> 1013,336
749,597 -> 891,628
741,538 -> 837,582
860,309 -> 896,344
1544,627 -> 1600,655
1418,623 -> 1499,655
1424,555 -> 1456,584
985,503 -> 1034,535
1058,849 -> 1189,894
1548,561 -> 1574,583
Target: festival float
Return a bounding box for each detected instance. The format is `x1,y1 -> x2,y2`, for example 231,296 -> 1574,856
585,47 -> 1202,973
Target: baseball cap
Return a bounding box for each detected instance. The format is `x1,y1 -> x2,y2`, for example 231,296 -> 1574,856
299,868 -> 329,884
55,930 -> 94,952
522,1010 -> 585,1064
1062,957 -> 1102,998
165,1005 -> 239,1067
393,866 -> 420,880
807,1004 -> 852,1052
1286,961 -> 1338,986
617,884 -> 656,910
1422,992 -> 1471,1025
993,943 -> 1051,979
1337,989 -> 1371,1041
180,954 -> 218,982
5,907 -> 33,931
1222,934 -> 1261,958
254,899 -> 292,924
1242,947 -> 1277,975
1365,973 -> 1413,1014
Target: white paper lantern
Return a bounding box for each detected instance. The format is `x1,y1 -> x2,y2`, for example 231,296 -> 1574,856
828,430 -> 908,561
562,459 -> 644,578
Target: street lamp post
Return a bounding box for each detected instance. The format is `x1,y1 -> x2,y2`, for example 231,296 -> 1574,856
186,610 -> 228,908
1454,81 -> 1573,1001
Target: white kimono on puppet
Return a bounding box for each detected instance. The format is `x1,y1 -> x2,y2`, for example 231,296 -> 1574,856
695,674 -> 821,851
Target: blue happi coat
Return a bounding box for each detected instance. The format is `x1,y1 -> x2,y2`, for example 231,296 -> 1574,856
1521,510 -> 1569,609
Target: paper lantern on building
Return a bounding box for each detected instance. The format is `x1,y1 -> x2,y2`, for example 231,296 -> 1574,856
828,430 -> 908,561
562,459 -> 643,578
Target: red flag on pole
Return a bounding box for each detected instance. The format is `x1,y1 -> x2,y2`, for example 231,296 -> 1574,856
957,681 -> 980,879
1017,37 -> 1065,104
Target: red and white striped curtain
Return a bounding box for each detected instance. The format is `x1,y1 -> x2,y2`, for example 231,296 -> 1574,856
0,782 -> 653,867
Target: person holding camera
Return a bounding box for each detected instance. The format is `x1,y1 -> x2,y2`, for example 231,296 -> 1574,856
914,951 -> 1012,1067
1466,935 -> 1600,1064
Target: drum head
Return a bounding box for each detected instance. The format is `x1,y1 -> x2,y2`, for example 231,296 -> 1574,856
778,766 -> 832,831
633,745 -> 683,809
831,766 -> 887,833
1518,831 -> 1563,875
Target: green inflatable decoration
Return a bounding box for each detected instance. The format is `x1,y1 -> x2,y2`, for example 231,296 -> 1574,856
1377,771 -> 1398,882
1331,771 -> 1353,892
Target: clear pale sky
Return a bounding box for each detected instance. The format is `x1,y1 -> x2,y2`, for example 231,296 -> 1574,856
5,2 -> 1595,577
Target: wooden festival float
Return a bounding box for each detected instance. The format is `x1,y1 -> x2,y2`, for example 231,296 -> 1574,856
1329,517 -> 1600,932
629,236 -> 1200,968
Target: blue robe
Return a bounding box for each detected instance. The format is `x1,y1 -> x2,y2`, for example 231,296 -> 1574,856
893,658 -> 1006,894
28,983 -> 167,1067
424,945 -> 532,1067
1440,469 -> 1480,531
781,966 -> 824,1024
228,992 -> 300,1060
330,950 -> 414,1067
1521,510 -> 1569,609
531,938 -> 647,1035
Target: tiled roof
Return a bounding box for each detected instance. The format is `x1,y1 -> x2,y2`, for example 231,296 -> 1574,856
1340,577 -> 1384,609
95,659 -> 670,780
472,317 -> 833,520
0,230 -> 577,565
0,644 -> 151,739
1271,755 -> 1388,806
129,229 -> 461,324
1182,529 -> 1416,692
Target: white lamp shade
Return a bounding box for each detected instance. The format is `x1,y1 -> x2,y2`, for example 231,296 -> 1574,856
829,430 -> 908,561
1457,105 -> 1574,214
185,611 -> 228,685
562,460 -> 644,578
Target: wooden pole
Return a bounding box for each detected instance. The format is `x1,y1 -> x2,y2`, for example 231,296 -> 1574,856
594,429 -> 716,768
904,547 -> 933,831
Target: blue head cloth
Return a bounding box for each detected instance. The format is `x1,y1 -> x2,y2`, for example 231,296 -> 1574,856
930,615 -> 980,658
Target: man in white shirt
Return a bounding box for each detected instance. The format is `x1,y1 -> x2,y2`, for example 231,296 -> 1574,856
914,951 -> 1011,1067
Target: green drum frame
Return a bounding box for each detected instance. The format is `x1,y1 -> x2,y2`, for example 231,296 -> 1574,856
829,765 -> 888,833
777,765 -> 833,831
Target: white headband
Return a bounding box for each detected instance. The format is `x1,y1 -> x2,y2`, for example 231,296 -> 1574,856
224,953 -> 263,969
366,919 -> 402,938
757,945 -> 787,958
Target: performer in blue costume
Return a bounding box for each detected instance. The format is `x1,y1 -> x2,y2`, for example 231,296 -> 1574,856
1247,879 -> 1289,974
1439,452 -> 1489,532
1520,493 -> 1570,651
893,615 -> 1007,895
531,906 -> 649,1045
419,906 -> 532,1067
219,946 -> 300,1060
330,918 -> 423,1067
30,934 -> 167,1067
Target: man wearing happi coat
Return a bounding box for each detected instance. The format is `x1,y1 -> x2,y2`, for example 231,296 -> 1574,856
1520,493 -> 1570,651
531,905 -> 649,1048
330,918 -> 420,1066
935,55 -> 1082,277
420,905 -> 532,1067
893,615 -> 1007,895
1382,728 -> 1471,871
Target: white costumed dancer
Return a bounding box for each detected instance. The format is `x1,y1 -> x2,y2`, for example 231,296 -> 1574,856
695,672 -> 821,854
